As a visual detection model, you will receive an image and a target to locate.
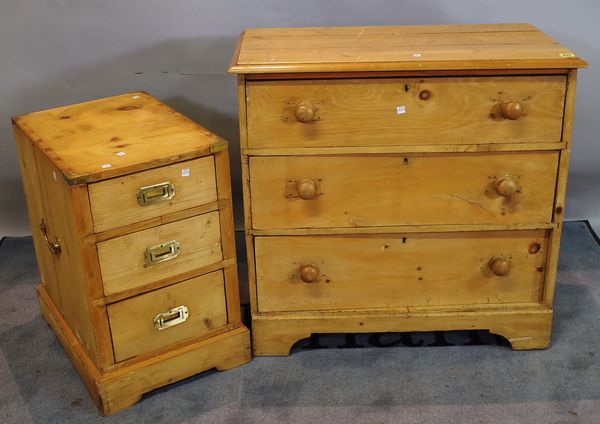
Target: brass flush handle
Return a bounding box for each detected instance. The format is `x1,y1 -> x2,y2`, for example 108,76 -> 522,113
137,181 -> 175,206
154,305 -> 189,330
39,219 -> 61,255
144,240 -> 181,265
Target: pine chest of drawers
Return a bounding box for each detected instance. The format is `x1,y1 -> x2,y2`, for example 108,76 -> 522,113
12,92 -> 250,414
229,24 -> 587,355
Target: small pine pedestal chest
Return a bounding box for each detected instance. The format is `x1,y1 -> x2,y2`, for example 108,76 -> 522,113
12,92 -> 250,414
229,24 -> 587,355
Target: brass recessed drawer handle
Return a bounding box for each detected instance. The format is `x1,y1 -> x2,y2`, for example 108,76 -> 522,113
153,305 -> 189,331
144,240 -> 181,265
39,219 -> 61,255
137,181 -> 175,206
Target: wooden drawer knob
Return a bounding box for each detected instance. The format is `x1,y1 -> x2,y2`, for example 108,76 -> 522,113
495,176 -> 517,198
296,179 -> 317,200
500,100 -> 523,120
299,264 -> 320,283
295,101 -> 317,123
489,256 -> 511,276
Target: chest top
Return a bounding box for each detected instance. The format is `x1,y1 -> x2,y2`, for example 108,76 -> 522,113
229,23 -> 587,74
12,92 -> 226,185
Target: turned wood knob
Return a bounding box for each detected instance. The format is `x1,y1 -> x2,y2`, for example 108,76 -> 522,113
295,101 -> 317,123
495,176 -> 517,198
489,256 -> 511,276
296,179 -> 317,200
299,264 -> 320,283
500,100 -> 523,120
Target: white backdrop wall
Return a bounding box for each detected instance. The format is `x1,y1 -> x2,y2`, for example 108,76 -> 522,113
1,0 -> 598,235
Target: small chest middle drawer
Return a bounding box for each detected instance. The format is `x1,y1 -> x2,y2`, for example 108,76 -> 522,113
249,151 -> 559,229
97,211 -> 222,295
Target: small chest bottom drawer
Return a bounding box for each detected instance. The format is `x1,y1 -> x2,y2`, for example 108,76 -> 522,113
107,270 -> 227,362
254,230 -> 549,313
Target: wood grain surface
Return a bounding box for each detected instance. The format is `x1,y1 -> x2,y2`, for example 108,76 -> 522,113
230,24 -> 587,73
12,92 -> 227,184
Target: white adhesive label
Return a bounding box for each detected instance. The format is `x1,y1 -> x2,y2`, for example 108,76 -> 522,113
100,164 -> 112,169
181,168 -> 190,177
396,105 -> 406,115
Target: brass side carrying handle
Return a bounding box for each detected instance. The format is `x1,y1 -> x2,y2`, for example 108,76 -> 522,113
137,181 -> 175,206
39,219 -> 61,255
144,240 -> 181,265
154,305 -> 189,330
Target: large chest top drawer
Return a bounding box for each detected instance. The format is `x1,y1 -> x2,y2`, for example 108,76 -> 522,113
246,76 -> 566,148
249,152 -> 559,229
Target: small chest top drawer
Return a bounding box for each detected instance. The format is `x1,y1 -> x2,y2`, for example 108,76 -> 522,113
88,156 -> 217,233
249,151 -> 559,229
246,76 -> 566,148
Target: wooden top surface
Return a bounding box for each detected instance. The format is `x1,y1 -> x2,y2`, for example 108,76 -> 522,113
13,92 -> 226,185
229,23 -> 587,74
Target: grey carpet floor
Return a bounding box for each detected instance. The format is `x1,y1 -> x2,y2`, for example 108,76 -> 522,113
1,221 -> 599,423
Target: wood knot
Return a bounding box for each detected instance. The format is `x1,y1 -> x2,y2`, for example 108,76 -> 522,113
117,105 -> 140,111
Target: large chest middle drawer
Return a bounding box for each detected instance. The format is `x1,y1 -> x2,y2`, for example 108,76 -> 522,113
249,152 -> 559,229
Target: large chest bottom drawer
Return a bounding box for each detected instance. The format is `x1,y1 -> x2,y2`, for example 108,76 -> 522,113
254,230 -> 549,313
107,270 -> 228,362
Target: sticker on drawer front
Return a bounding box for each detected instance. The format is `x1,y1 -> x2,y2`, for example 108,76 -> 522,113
181,168 -> 190,177
396,105 -> 406,115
